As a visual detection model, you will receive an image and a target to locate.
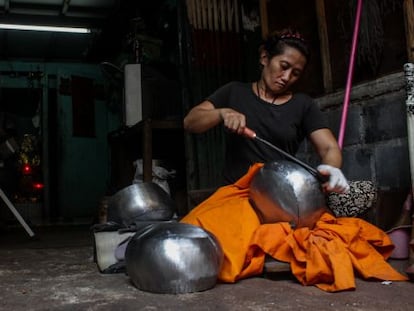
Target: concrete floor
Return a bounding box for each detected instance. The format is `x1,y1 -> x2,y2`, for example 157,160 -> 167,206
1,224 -> 414,311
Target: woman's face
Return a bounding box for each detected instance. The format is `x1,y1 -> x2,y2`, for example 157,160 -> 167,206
260,46 -> 307,94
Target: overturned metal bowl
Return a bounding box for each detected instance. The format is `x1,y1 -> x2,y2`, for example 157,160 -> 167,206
107,182 -> 175,226
125,222 -> 223,294
249,160 -> 327,228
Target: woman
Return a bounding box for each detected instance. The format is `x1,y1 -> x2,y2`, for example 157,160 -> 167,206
180,29 -> 407,292
184,29 -> 349,193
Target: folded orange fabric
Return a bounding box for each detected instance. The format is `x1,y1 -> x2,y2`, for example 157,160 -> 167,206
180,163 -> 408,292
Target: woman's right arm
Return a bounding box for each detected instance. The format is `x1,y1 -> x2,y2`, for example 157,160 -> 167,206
184,100 -> 247,134
183,101 -> 222,133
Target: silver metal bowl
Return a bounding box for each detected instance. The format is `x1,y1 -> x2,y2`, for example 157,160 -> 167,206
107,182 -> 175,226
125,222 -> 223,294
249,160 -> 328,228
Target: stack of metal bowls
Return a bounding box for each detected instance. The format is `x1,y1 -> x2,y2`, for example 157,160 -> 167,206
125,222 -> 223,294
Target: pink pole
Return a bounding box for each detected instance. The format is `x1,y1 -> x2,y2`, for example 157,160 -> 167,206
338,0 -> 363,148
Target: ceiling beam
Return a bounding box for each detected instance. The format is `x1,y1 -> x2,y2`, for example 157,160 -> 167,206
0,13 -> 105,28
4,0 -> 10,12
4,3 -> 109,19
61,0 -> 71,16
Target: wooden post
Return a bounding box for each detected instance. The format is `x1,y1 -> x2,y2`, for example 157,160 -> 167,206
186,0 -> 195,26
143,119 -> 152,182
220,0 -> 226,31
234,0 -> 239,33
207,0 -> 213,31
227,0 -> 232,32
315,0 -> 333,93
404,0 -> 414,62
213,0 -> 219,31
201,0 -> 207,30
259,0 -> 268,39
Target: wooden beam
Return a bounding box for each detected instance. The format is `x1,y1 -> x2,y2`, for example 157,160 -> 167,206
259,0 -> 269,39
403,0 -> 414,62
142,119 -> 153,182
61,0 -> 71,15
315,0 -> 333,93
234,0 -> 239,33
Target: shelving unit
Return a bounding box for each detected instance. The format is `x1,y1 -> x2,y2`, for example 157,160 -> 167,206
138,119 -> 183,182
108,118 -> 187,214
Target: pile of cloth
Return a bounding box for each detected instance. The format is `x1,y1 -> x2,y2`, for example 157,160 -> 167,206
180,163 -> 408,292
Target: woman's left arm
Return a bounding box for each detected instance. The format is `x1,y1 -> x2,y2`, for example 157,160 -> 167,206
309,128 -> 349,193
309,128 -> 342,168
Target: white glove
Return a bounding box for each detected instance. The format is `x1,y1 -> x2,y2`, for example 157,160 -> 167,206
317,164 -> 350,193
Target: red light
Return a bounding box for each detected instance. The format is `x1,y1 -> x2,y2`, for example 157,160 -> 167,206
23,164 -> 32,175
33,183 -> 44,190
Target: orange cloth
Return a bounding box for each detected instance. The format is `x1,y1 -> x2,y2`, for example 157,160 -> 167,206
180,163 -> 408,292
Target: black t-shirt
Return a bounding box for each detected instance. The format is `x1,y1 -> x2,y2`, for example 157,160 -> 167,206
207,81 -> 328,184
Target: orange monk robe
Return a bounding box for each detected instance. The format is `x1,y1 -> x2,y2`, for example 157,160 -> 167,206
180,163 -> 408,292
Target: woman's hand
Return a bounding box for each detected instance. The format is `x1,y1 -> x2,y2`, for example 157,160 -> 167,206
317,164 -> 350,193
219,108 -> 247,135
184,100 -> 247,135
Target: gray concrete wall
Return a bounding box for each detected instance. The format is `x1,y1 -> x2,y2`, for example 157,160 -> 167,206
296,72 -> 411,229
298,71 -> 410,191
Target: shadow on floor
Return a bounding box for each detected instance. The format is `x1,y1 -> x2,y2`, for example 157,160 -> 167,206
0,223 -> 94,249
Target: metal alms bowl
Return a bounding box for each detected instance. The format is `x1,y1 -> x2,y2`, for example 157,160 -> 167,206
125,222 -> 224,294
107,182 -> 175,226
249,160 -> 328,228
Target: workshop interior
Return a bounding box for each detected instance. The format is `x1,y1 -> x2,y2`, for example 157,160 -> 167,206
0,0 -> 414,305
